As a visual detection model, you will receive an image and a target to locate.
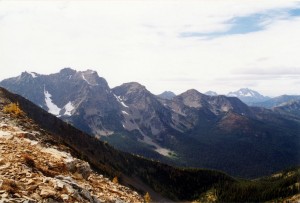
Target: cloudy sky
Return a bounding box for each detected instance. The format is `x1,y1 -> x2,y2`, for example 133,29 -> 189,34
1,0 -> 300,96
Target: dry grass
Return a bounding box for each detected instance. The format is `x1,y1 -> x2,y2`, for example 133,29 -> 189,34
0,179 -> 18,194
22,153 -> 35,168
3,102 -> 24,117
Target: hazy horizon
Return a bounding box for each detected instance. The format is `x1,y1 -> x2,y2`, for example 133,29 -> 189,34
1,1 -> 300,97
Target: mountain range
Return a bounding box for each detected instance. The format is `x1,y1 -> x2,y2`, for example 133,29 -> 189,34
1,86 -> 299,202
1,68 -> 300,178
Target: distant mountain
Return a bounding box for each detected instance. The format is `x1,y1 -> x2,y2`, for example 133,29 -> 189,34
1,86 -> 299,202
1,69 -> 300,178
254,95 -> 300,109
0,68 -> 123,136
204,91 -> 218,96
227,88 -> 270,105
273,100 -> 300,117
157,91 -> 176,100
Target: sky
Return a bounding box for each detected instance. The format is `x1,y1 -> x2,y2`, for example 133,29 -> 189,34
0,0 -> 300,97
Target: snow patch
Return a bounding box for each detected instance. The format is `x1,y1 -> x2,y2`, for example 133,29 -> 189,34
63,101 -> 75,116
82,74 -> 92,85
44,87 -> 61,116
82,73 -> 98,86
29,72 -> 38,78
114,94 -> 129,108
120,101 -> 128,108
122,111 -> 129,115
139,134 -> 175,157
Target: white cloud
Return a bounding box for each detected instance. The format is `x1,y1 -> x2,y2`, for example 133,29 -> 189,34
0,0 -> 299,97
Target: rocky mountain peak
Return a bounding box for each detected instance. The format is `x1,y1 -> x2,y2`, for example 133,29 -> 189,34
78,69 -> 105,86
20,71 -> 38,80
157,91 -> 176,100
227,88 -> 270,105
112,82 -> 150,103
121,82 -> 147,93
228,88 -> 258,97
59,67 -> 77,75
183,89 -> 202,95
177,89 -> 208,108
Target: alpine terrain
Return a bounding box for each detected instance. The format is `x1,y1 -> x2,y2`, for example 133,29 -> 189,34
1,68 -> 300,178
1,87 -> 300,202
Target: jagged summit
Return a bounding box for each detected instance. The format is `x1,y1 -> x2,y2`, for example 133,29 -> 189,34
59,67 -> 77,75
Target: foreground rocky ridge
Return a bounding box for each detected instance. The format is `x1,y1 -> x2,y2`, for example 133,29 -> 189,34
0,99 -> 143,202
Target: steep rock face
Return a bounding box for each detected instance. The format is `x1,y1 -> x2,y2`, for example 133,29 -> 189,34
112,82 -> 178,156
0,68 -> 123,136
113,82 -> 172,135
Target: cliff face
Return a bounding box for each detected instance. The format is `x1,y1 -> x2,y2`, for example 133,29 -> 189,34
0,95 -> 143,202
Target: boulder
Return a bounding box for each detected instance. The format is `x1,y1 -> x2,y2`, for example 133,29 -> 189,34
39,186 -> 56,197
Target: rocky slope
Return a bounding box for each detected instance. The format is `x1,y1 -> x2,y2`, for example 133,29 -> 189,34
0,94 -> 142,202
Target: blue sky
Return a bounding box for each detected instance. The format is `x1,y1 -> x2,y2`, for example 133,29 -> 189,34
0,1 -> 300,96
180,5 -> 300,38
